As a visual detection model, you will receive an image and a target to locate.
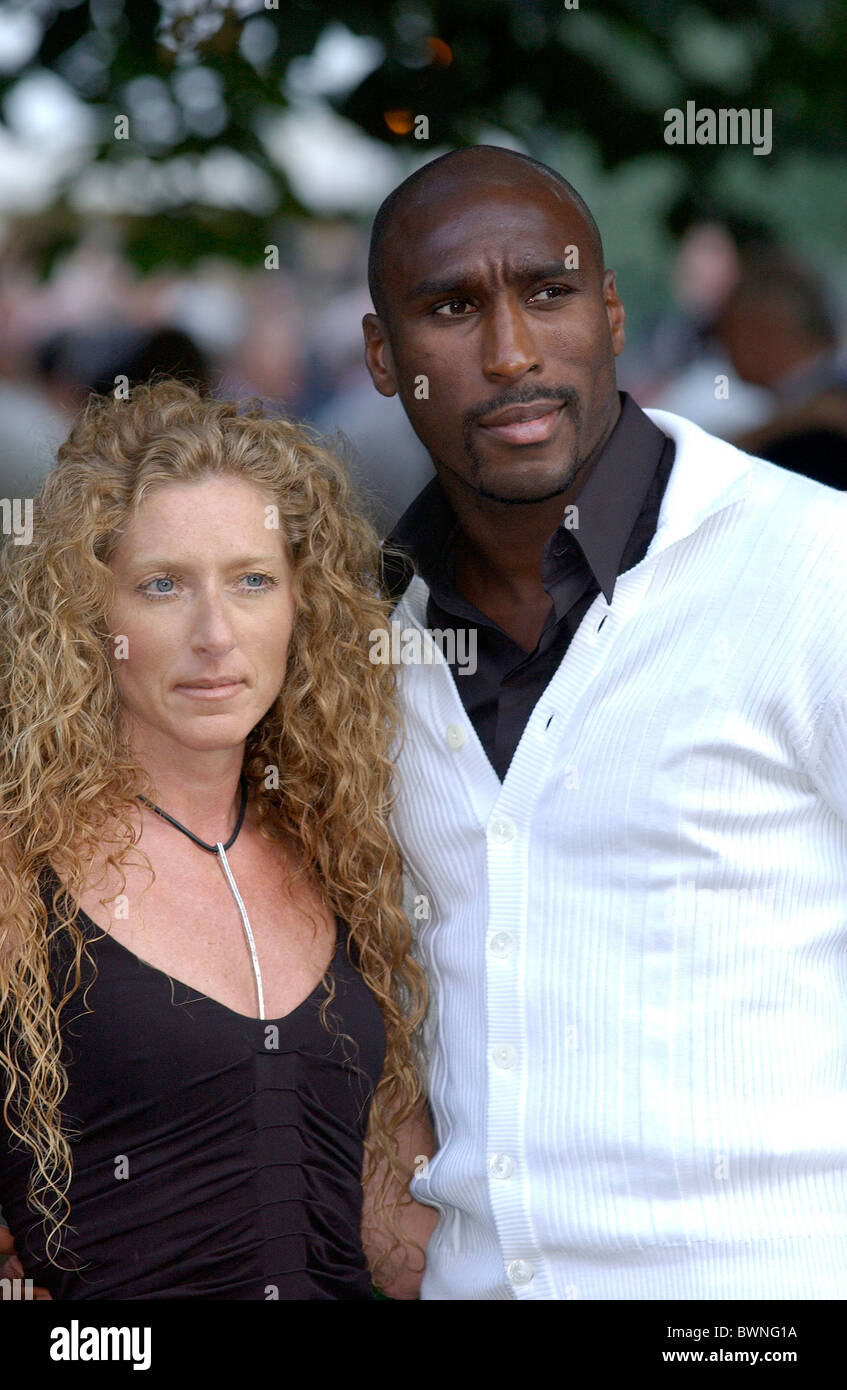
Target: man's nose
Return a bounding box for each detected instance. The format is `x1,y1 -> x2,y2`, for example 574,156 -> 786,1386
482,297 -> 542,382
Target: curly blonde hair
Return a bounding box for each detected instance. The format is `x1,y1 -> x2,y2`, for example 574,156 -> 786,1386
0,379 -> 426,1278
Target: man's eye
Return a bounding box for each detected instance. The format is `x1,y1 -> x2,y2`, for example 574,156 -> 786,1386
433,299 -> 474,317
529,285 -> 572,303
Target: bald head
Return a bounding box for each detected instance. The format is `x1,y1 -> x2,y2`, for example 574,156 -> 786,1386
368,146 -> 604,321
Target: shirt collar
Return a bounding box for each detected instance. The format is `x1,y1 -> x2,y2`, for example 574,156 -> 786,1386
564,391 -> 670,603
385,392 -> 670,607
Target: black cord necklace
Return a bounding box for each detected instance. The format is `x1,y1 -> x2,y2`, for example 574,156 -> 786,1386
135,775 -> 264,1017
137,775 -> 248,854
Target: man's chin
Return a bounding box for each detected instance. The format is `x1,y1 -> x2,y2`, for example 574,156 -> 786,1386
471,460 -> 582,506
430,442 -> 583,505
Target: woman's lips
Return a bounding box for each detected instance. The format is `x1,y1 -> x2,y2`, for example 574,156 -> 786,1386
477,403 -> 565,445
176,681 -> 246,701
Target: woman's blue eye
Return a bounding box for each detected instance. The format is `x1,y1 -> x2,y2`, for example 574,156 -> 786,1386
138,575 -> 179,600
241,573 -> 279,592
140,572 -> 276,600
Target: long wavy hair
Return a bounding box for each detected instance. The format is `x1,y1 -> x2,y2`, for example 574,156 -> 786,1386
0,379 -> 425,1279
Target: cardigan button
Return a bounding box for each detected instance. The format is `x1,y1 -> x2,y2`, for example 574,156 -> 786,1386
489,1152 -> 515,1180
445,723 -> 466,749
488,816 -> 516,844
490,1043 -> 517,1070
507,1259 -> 535,1285
489,931 -> 515,958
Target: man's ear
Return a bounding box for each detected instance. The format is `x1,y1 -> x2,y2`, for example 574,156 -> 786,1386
602,270 -> 626,357
363,313 -> 398,397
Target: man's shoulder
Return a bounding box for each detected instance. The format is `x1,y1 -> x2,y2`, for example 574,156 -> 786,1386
743,444 -> 847,514
740,445 -> 847,571
649,408 -> 847,571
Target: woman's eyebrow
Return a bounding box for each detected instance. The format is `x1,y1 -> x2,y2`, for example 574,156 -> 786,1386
125,554 -> 282,571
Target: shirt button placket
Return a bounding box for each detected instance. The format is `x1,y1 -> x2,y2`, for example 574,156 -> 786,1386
486,808 -> 535,1293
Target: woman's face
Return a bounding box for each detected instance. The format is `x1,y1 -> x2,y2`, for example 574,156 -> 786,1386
108,475 -> 295,757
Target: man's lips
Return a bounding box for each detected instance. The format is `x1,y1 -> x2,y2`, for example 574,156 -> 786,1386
475,400 -> 567,445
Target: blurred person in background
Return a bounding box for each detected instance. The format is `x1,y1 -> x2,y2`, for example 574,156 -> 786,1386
36,323 -> 211,407
716,250 -> 847,489
0,239 -> 212,497
312,284 -> 434,537
218,273 -> 308,416
0,374 -> 68,500
631,217 -> 771,437
0,262 -> 73,498
0,321 -> 210,500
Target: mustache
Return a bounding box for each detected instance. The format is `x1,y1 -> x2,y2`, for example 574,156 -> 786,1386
463,384 -> 580,431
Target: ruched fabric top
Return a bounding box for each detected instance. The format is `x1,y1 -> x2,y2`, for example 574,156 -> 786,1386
0,867 -> 385,1299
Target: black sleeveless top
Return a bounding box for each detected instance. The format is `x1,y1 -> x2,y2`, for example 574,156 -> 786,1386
0,868 -> 385,1299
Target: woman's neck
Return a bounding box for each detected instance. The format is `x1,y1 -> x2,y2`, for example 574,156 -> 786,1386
126,718 -> 248,846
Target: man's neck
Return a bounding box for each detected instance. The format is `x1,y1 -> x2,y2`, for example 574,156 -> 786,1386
448,492 -> 568,603
438,482 -> 578,654
438,414 -> 616,604
436,393 -> 621,604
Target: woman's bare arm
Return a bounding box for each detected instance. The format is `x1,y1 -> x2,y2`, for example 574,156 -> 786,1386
0,1227 -> 53,1299
361,1100 -> 439,1300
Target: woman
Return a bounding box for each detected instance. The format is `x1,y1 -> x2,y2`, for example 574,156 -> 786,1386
0,379 -> 436,1299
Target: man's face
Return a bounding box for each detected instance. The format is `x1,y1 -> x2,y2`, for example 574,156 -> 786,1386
364,173 -> 626,505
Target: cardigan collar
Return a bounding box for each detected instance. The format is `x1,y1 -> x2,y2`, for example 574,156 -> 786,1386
643,409 -> 754,554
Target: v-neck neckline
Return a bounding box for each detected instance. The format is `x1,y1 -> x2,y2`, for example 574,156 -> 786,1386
43,864 -> 344,1025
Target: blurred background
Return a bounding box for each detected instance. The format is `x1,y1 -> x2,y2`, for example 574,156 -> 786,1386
2,0 -> 846,528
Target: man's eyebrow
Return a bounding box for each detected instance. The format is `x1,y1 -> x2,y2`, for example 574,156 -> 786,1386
408,260 -> 583,300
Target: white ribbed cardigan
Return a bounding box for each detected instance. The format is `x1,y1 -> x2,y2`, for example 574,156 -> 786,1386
390,409 -> 847,1300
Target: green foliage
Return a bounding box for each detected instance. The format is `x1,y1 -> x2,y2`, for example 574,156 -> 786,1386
1,0 -> 845,268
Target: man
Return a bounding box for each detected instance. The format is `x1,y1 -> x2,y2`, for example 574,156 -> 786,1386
716,248 -> 847,489
364,145 -> 847,1300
